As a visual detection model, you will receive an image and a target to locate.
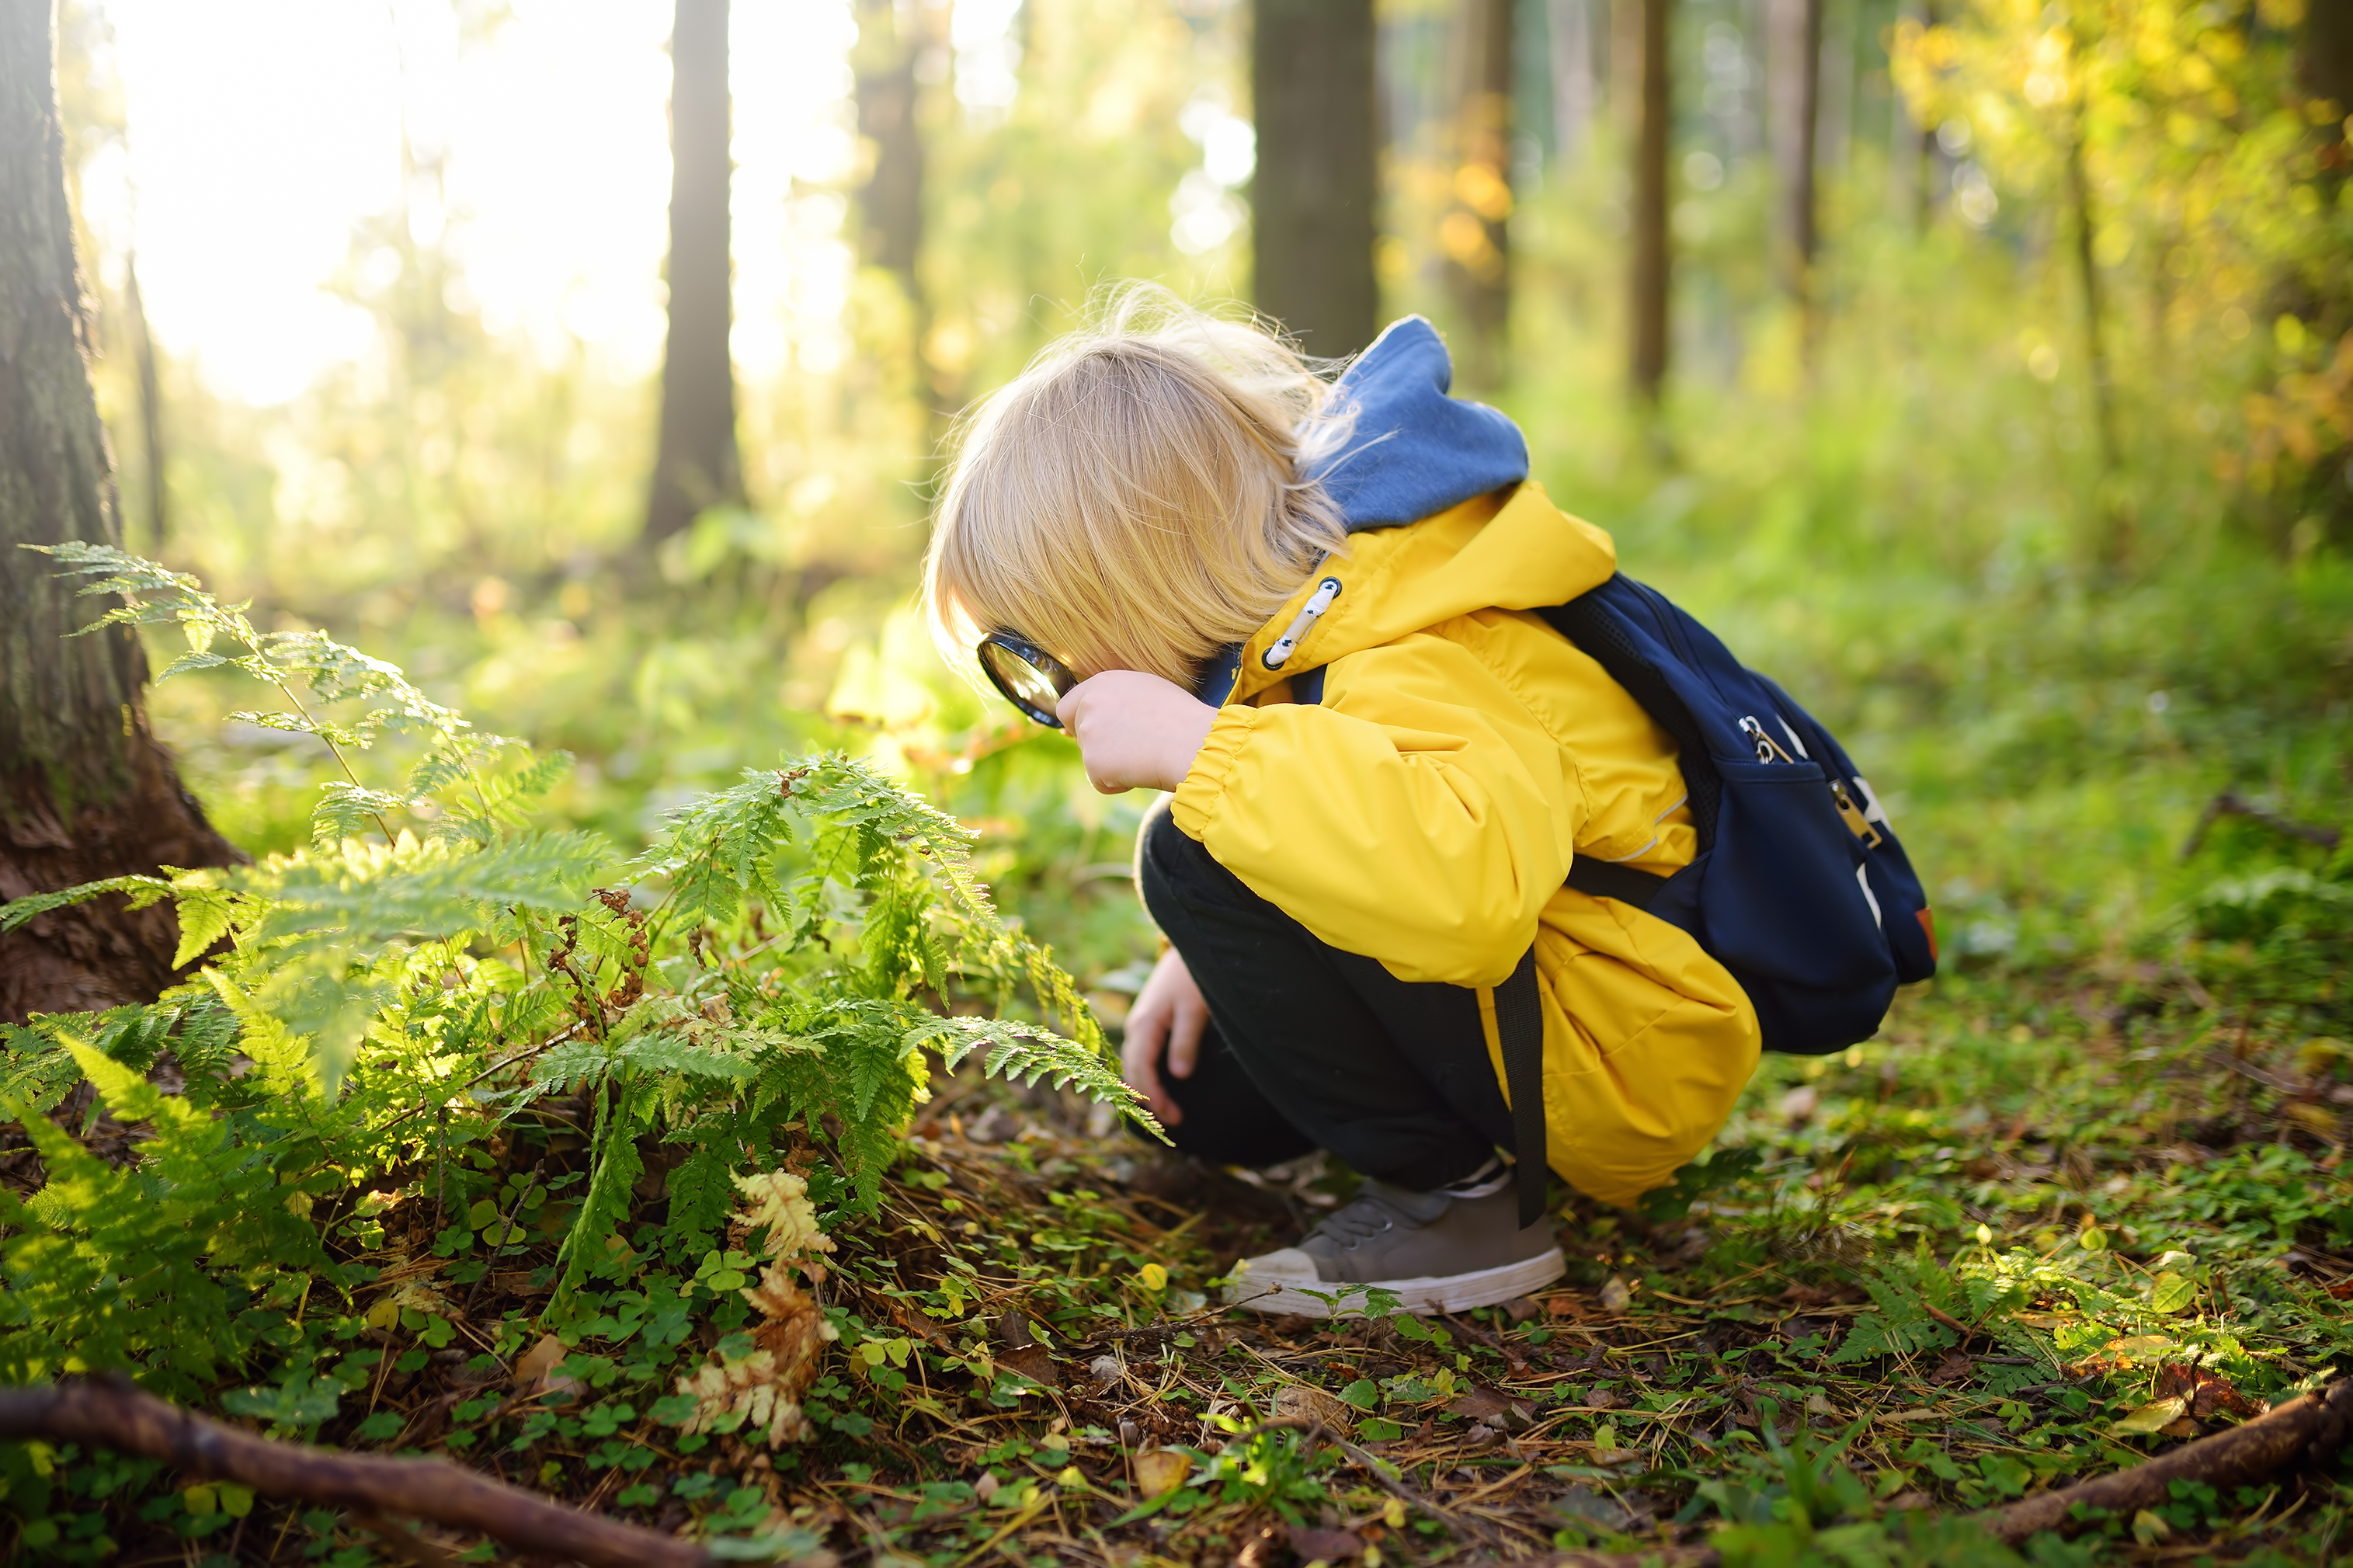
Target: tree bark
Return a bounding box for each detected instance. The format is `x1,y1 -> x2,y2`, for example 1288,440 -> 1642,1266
1252,0 -> 1380,358
854,0 -> 926,299
2061,64 -> 2124,558
1548,0 -> 1595,165
124,251 -> 164,550
645,0 -> 745,548
1628,0 -> 1671,404
1444,0 -> 1515,391
854,0 -> 958,433
0,0 -> 238,1025
2301,0 -> 2353,107
1766,0 -> 1822,352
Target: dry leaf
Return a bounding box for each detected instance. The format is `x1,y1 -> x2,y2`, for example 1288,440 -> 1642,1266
1275,1383 -> 1350,1431
728,1170 -> 836,1277
672,1168 -> 843,1447
2153,1361 -> 2263,1419
513,1333 -> 567,1390
1286,1525 -> 1363,1561
1446,1385 -> 1533,1430
1927,1351 -> 1976,1384
1598,1275 -> 1632,1313
1134,1449 -> 1192,1498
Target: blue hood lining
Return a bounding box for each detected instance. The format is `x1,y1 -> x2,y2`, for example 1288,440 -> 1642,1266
1309,316 -> 1530,532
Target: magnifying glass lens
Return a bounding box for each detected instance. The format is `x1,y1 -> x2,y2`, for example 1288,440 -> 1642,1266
980,641 -> 1065,718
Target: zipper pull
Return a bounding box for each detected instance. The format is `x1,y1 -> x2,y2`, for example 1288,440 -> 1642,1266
1738,715 -> 1795,764
1830,777 -> 1886,848
1263,577 -> 1343,671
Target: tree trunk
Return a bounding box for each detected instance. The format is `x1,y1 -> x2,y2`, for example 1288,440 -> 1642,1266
2301,0 -> 2353,106
124,251 -> 164,550
1548,0 -> 1595,165
1252,0 -> 1381,358
1444,0 -> 1515,391
1628,0 -> 1670,404
1766,0 -> 1821,352
645,0 -> 744,548
0,0 -> 239,1024
854,0 -> 958,432
854,0 -> 925,301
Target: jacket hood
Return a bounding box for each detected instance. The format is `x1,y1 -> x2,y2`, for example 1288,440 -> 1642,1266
1196,322 -> 1611,704
1311,316 -> 1530,531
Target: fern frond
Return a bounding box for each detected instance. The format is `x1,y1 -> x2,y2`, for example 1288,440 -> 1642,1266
311,784 -> 415,848
0,875 -> 174,934
902,1013 -> 1158,1133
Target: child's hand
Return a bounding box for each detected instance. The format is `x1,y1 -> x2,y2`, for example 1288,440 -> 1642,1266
1122,947 -> 1207,1125
1054,671 -> 1218,794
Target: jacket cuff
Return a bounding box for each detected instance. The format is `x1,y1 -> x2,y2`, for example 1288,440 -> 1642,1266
1169,707 -> 1259,840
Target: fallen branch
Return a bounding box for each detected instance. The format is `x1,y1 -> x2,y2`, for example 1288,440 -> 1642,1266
1980,1377 -> 2353,1542
1517,1379 -> 2352,1566
2182,790 -> 2342,859
0,1375 -> 711,1568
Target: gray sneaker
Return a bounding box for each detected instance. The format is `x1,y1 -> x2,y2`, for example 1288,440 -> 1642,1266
1224,1168 -> 1566,1318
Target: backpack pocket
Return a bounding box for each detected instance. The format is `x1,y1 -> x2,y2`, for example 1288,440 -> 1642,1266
1696,757 -> 1901,1052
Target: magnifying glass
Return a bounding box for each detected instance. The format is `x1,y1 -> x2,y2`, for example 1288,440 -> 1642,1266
976,632 -> 1078,727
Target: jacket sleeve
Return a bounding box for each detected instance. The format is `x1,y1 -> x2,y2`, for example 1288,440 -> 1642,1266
1168,629 -> 1582,987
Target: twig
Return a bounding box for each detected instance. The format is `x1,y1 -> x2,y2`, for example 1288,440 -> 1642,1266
0,1375 -> 708,1568
2182,790 -> 2342,860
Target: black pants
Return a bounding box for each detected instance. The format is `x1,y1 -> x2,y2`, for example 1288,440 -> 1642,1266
1135,805 -> 1515,1191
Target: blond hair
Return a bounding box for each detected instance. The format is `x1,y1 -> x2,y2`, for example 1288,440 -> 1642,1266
922,287 -> 1350,690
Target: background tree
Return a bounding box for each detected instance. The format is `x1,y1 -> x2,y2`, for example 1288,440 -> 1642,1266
1628,0 -> 1671,403
0,0 -> 237,1022
1252,0 -> 1379,357
1443,0 -> 1515,389
644,0 -> 745,547
1767,0 -> 1823,355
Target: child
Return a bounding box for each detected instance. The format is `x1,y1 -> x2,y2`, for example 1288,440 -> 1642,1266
923,291 -> 1760,1315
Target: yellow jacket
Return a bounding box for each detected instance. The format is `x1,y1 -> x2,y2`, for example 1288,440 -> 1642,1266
1169,481 -> 1760,1207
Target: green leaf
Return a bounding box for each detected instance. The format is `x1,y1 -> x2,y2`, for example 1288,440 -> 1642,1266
2150,1272 -> 2198,1314
221,1373 -> 340,1427
1339,1379 -> 1381,1412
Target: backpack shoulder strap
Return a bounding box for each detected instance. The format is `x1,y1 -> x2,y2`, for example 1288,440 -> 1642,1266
1493,949 -> 1549,1230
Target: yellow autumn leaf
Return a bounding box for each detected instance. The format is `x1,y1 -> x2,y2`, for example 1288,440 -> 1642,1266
2112,1395 -> 2188,1435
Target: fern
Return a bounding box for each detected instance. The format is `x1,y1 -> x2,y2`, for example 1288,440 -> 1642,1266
1,545 -> 1148,1396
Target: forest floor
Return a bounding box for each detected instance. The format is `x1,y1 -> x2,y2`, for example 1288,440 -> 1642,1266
20,956 -> 2353,1568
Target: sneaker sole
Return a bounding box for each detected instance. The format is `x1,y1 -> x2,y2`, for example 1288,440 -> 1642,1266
1225,1247 -> 1568,1319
